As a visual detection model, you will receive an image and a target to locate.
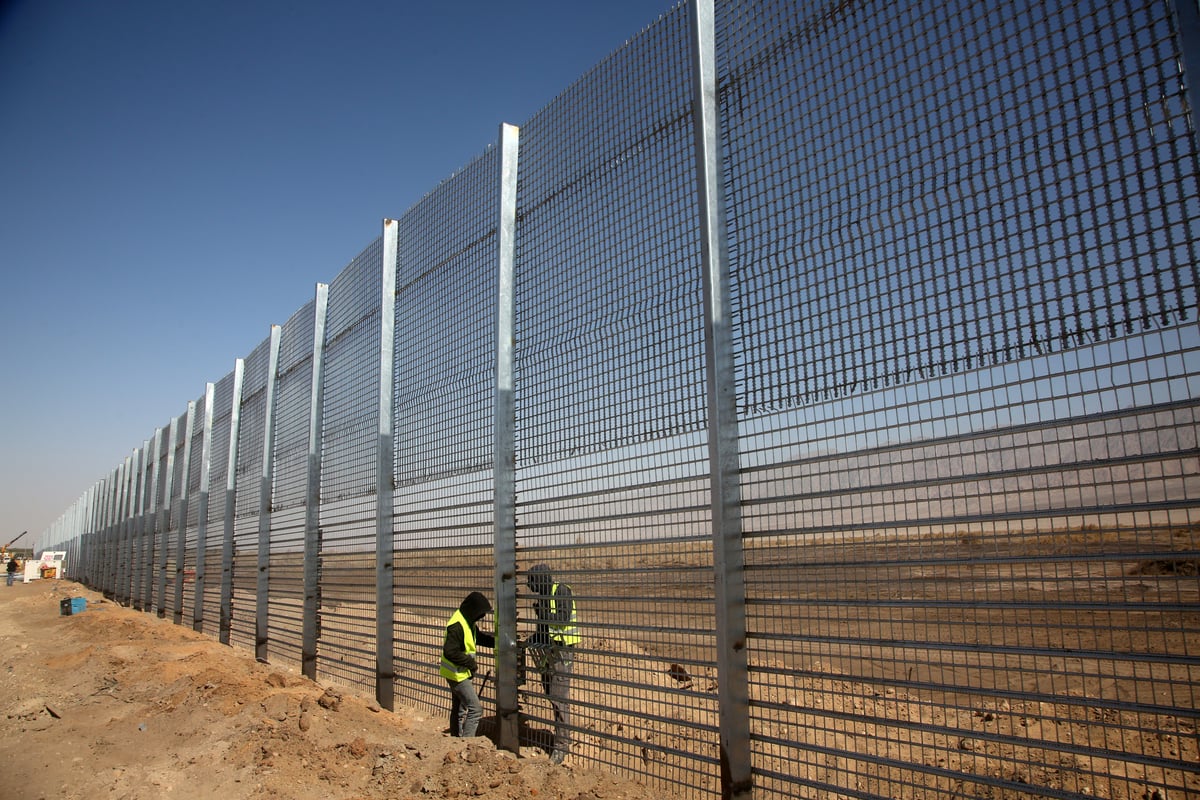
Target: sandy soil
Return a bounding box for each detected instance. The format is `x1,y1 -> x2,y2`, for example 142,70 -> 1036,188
0,579 -> 656,800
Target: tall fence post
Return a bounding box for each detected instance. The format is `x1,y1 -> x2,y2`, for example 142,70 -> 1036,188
302,283 -> 329,679
220,358 -> 245,645
689,1 -> 752,797
157,416 -> 179,617
376,219 -> 398,711
494,120 -> 521,754
193,382 -> 215,632
257,325 -> 283,662
174,400 -> 197,626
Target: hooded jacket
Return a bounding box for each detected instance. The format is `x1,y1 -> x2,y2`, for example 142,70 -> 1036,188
441,591 -> 495,682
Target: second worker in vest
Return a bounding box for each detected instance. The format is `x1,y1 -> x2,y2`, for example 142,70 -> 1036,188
441,591 -> 496,738
526,563 -> 580,765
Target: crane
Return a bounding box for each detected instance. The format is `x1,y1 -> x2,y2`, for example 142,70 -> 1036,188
2,530 -> 28,557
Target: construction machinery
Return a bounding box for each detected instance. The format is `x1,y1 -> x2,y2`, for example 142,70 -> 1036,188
2,530 -> 28,558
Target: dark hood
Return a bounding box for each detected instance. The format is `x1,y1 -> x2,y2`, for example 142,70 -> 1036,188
526,564 -> 553,595
460,591 -> 492,622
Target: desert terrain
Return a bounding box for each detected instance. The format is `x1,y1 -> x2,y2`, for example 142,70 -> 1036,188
0,578 -> 656,800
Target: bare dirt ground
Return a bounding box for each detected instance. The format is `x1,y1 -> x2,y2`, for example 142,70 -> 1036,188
0,579 -> 656,800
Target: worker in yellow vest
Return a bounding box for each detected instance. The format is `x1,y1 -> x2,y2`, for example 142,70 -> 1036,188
526,564 -> 579,764
440,591 -> 495,737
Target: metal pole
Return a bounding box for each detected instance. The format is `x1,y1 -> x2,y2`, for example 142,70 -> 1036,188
220,359 -> 245,645
257,326 -> 282,662
194,382 -> 215,632
493,121 -> 521,754
175,400 -> 197,626
376,220 -> 398,711
302,284 -> 329,679
689,1 -> 752,797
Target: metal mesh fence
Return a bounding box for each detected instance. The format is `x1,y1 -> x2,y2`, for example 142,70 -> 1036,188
231,337 -> 271,650
180,391 -> 205,625
203,369 -> 237,632
317,238 -> 382,690
45,1 -> 1200,798
719,0 -> 1200,797
511,3 -> 722,787
266,300 -> 318,670
151,424 -> 171,614
391,147 -> 500,713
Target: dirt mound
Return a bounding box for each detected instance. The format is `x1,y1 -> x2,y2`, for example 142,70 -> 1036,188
0,580 -> 654,799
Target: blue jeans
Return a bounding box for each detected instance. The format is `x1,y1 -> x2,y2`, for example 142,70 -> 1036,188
6,572 -> 14,586
448,677 -> 482,737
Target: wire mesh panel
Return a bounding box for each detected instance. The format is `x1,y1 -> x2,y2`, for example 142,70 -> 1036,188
718,0 -> 1200,797
317,237 -> 382,691
180,392 -> 206,625
231,336 -> 272,652
42,1 -> 1200,798
204,369 -> 237,632
105,469 -> 121,595
135,439 -> 156,610
266,300 -> 318,670
114,459 -> 133,602
513,4 -> 721,790
390,147 -> 499,715
151,426 -> 171,615
160,410 -> 191,620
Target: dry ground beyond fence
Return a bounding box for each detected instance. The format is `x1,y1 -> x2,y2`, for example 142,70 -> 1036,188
151,521 -> 1200,798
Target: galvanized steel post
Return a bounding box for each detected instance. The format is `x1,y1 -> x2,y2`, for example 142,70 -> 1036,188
302,284 -> 329,679
194,382 -> 216,632
220,359 -> 245,645
689,0 -> 753,797
376,220 -> 398,711
257,325 -> 283,662
494,121 -> 521,754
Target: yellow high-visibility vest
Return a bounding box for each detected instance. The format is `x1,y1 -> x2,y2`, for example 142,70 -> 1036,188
548,583 -> 581,646
440,609 -> 477,682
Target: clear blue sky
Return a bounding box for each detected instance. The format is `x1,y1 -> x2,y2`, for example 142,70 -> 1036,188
0,0 -> 678,546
